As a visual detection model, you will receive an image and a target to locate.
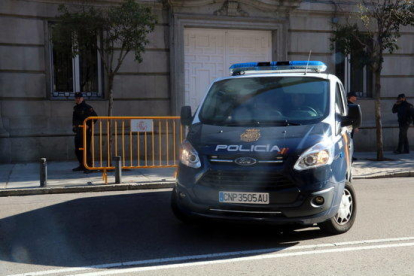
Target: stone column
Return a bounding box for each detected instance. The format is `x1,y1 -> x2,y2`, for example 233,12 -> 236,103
0,103 -> 9,138
0,103 -> 11,163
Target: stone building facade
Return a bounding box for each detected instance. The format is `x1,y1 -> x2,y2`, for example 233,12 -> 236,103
0,0 -> 413,163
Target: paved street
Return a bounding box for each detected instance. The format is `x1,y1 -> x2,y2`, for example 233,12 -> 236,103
0,178 -> 413,276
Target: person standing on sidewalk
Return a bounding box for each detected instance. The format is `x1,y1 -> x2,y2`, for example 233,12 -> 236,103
72,92 -> 97,172
392,93 -> 413,154
347,92 -> 359,162
347,92 -> 359,139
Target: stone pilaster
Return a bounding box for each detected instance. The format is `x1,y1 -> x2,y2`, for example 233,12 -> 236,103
0,104 -> 9,138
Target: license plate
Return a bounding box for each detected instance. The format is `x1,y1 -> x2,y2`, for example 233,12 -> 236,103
219,191 -> 269,204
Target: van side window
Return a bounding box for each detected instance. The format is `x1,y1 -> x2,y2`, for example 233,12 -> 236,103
335,83 -> 345,115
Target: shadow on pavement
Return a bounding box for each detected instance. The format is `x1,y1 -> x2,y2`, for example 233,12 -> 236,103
0,191 -> 327,269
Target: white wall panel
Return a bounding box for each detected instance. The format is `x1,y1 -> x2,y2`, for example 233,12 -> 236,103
184,28 -> 272,111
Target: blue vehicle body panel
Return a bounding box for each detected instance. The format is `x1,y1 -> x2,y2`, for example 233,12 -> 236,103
174,121 -> 351,226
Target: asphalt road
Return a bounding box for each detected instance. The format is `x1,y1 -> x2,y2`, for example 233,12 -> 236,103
0,178 -> 413,276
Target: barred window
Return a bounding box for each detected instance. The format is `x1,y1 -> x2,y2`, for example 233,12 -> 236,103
335,42 -> 373,98
49,24 -> 103,99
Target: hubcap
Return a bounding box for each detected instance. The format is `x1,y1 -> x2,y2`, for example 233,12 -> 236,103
335,188 -> 353,225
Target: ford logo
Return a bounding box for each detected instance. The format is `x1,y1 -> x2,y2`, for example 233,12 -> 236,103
234,157 -> 257,166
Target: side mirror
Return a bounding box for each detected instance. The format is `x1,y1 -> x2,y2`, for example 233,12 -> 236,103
341,104 -> 362,128
181,106 -> 192,126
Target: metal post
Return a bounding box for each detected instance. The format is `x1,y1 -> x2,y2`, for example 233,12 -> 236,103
40,158 -> 47,187
114,156 -> 122,184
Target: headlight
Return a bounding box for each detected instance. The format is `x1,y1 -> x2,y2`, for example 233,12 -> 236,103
180,140 -> 201,168
294,140 -> 334,171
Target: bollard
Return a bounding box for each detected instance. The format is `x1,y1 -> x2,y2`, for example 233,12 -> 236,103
114,156 -> 122,184
40,158 -> 47,187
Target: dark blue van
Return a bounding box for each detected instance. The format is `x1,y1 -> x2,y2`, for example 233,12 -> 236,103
171,61 -> 362,234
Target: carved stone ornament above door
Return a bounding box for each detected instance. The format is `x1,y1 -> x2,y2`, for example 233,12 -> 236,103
169,0 -> 302,12
214,1 -> 249,17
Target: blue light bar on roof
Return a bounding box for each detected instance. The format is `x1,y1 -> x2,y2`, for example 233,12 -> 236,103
229,61 -> 327,75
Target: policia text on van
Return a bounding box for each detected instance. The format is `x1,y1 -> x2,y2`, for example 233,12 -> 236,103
172,61 -> 362,235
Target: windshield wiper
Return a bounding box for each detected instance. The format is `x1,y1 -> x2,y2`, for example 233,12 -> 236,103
222,120 -> 301,126
258,120 -> 301,126
223,120 -> 261,126
208,119 -> 302,126
285,120 -> 302,126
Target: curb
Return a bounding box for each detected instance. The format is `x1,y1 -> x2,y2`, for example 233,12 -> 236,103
353,171 -> 414,180
0,181 -> 175,197
2,171 -> 414,197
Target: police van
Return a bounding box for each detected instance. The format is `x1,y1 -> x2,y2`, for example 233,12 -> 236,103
171,61 -> 362,234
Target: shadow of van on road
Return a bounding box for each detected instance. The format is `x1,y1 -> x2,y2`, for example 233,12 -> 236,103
0,191 -> 326,269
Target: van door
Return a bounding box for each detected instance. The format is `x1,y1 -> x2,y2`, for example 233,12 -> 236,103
335,82 -> 352,179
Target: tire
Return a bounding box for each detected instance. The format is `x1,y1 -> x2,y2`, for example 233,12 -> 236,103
319,182 -> 357,235
171,188 -> 197,224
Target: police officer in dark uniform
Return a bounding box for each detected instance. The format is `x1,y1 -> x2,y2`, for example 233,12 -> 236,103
392,93 -> 413,154
347,92 -> 359,161
347,92 -> 359,139
72,92 -> 97,172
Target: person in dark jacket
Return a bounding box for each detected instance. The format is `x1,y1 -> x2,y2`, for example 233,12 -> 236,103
72,92 -> 97,172
392,93 -> 413,154
347,92 -> 359,139
347,92 -> 359,161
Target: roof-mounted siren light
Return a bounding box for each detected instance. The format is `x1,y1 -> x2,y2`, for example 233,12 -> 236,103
229,61 -> 327,76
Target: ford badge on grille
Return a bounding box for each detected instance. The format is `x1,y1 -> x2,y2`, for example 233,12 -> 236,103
234,157 -> 257,166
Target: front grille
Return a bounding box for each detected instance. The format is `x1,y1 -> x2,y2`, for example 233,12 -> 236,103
199,170 -> 294,189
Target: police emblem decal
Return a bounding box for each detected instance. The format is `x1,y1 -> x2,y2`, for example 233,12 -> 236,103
240,129 -> 261,142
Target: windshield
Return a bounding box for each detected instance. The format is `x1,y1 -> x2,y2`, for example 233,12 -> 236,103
199,76 -> 330,126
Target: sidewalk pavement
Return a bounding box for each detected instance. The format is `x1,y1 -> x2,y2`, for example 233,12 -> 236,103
1,151 -> 413,196
0,162 -> 176,196
352,151 -> 414,179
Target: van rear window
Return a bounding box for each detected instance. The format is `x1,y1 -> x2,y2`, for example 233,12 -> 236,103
199,77 -> 330,126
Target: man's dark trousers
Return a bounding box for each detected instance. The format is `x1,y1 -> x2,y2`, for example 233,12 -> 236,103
75,129 -> 92,168
397,124 -> 410,153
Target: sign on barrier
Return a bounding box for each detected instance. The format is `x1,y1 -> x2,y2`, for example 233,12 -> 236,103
131,119 -> 153,132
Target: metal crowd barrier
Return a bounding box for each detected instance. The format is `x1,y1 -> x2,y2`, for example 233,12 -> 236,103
80,116 -> 184,183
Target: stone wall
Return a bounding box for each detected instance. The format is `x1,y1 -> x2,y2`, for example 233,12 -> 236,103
1,0 -> 414,163
291,1 -> 414,153
0,0 -> 169,163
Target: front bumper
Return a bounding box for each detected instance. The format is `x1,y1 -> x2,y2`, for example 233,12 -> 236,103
173,182 -> 342,226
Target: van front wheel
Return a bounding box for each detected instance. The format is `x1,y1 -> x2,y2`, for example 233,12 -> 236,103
319,183 -> 357,235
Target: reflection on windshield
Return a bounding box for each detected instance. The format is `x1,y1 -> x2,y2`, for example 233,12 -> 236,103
199,76 -> 330,126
